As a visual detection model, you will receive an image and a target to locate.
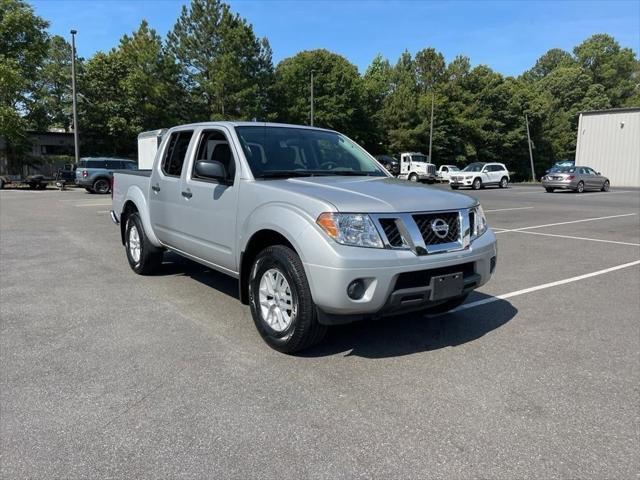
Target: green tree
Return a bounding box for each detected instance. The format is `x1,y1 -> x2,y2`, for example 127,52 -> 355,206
167,0 -> 273,121
27,35 -> 73,131
523,48 -> 574,81
574,34 -> 638,106
273,49 -> 366,140
362,54 -> 392,152
0,0 -> 49,172
383,51 -> 420,152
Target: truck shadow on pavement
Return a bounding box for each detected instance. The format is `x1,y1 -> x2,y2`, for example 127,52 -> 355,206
302,295 -> 517,358
159,253 -> 240,299
157,254 -> 516,359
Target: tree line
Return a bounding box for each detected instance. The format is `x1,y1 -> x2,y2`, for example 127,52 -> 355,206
2,0 -> 638,177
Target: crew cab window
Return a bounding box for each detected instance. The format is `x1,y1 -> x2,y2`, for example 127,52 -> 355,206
193,130 -> 236,182
87,160 -> 106,168
162,131 -> 193,177
105,160 -> 123,169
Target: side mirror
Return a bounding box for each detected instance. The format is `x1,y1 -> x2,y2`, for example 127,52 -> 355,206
195,160 -> 227,182
597,172 -> 602,175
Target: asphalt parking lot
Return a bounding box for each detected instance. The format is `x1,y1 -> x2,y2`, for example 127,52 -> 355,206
1,183 -> 639,479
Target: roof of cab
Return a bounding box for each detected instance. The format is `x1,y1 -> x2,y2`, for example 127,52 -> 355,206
168,121 -> 336,133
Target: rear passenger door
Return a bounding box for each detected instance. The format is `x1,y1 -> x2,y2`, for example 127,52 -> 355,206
149,130 -> 195,248
177,127 -> 241,272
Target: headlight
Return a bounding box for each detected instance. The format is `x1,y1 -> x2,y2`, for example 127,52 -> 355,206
465,175 -> 473,179
471,205 -> 488,238
316,213 -> 384,248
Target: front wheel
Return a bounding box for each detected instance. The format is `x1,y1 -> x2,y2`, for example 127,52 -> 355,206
472,178 -> 482,190
249,245 -> 326,353
125,212 -> 163,274
499,177 -> 508,188
601,180 -> 610,192
409,173 -> 418,182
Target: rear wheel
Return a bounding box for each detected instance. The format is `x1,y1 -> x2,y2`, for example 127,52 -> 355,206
249,245 -> 326,353
545,187 -> 555,193
472,178 -> 482,190
93,178 -> 110,194
499,177 -> 508,188
601,180 -> 610,192
125,212 -> 163,274
575,181 -> 585,193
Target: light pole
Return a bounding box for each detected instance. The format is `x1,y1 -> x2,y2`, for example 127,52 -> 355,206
525,113 -> 535,181
70,29 -> 79,164
310,70 -> 314,126
428,92 -> 434,163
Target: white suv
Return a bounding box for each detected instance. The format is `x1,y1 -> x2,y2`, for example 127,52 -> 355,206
449,162 -> 510,190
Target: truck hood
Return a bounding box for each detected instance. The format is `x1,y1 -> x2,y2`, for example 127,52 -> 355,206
265,176 -> 477,213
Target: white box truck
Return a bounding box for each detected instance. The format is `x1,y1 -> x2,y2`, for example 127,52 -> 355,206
137,129 -> 166,170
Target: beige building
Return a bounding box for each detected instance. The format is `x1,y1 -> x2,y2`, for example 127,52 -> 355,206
575,108 -> 640,187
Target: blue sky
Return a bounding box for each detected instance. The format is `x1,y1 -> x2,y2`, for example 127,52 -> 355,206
31,0 -> 639,76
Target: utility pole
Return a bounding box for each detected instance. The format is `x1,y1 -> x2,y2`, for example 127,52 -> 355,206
428,92 -> 434,163
310,70 -> 314,126
525,114 -> 535,181
70,29 -> 79,164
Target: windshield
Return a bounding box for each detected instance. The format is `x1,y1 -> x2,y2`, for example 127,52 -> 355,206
462,163 -> 485,172
449,166 -> 460,171
411,155 -> 428,163
235,126 -> 387,178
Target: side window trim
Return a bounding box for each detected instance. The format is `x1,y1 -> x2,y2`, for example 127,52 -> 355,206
161,130 -> 194,178
189,128 -> 237,186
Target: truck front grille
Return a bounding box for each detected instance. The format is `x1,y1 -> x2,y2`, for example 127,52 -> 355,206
412,212 -> 460,245
378,218 -> 404,247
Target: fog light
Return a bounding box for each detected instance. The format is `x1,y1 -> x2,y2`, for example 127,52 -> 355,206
347,279 -> 366,300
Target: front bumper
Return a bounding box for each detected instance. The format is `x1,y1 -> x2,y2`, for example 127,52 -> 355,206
449,178 -> 474,187
304,229 -> 497,322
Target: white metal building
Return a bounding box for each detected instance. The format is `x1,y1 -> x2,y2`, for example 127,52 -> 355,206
575,107 -> 640,187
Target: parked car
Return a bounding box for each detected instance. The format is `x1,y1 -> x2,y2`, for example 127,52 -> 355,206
111,122 -> 498,353
436,165 -> 460,183
449,162 -> 510,190
0,174 -> 53,189
541,166 -> 609,193
396,152 -> 437,183
76,157 -> 137,193
375,155 -> 399,176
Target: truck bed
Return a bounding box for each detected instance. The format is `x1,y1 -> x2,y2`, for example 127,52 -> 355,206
114,169 -> 152,177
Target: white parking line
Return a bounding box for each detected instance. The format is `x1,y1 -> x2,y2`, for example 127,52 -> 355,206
442,260 -> 640,315
508,230 -> 640,247
75,203 -> 112,207
484,207 -> 534,213
495,213 -> 638,233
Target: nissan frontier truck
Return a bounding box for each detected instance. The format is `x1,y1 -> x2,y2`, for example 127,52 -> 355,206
111,122 -> 497,353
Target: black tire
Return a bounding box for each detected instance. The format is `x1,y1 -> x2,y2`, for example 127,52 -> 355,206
472,178 -> 482,190
575,181 -> 584,193
601,180 -> 610,192
545,187 -> 555,193
409,173 -> 418,182
249,245 -> 326,353
37,183 -> 47,190
125,212 -> 163,275
450,185 -> 459,190
28,183 -> 37,190
424,294 -> 470,314
499,176 -> 508,188
93,178 -> 110,194
85,187 -> 94,193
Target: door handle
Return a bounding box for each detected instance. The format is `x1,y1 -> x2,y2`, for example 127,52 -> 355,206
181,190 -> 192,199
151,184 -> 161,193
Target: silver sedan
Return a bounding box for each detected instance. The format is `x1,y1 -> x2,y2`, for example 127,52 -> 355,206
541,166 -> 610,193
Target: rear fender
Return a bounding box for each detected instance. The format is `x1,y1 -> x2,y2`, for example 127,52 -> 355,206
122,186 -> 162,247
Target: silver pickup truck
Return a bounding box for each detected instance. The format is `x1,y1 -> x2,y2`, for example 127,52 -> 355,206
111,122 -> 497,353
